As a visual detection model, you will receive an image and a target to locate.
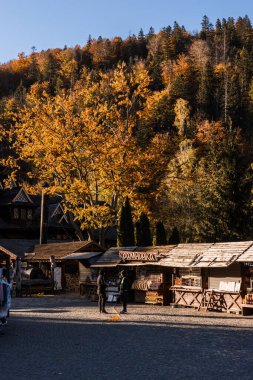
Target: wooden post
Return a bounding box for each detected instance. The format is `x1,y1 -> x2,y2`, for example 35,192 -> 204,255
6,256 -> 10,283
40,190 -> 48,244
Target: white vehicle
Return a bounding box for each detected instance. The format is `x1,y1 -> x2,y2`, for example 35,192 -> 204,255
0,275 -> 11,333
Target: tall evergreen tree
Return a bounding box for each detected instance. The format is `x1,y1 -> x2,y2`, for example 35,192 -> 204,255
135,221 -> 141,246
117,197 -> 135,246
195,131 -> 253,241
168,227 -> 180,244
200,15 -> 213,41
138,212 -> 152,246
153,221 -> 167,245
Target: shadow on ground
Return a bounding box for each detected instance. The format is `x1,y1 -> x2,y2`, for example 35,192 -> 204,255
1,310 -> 253,380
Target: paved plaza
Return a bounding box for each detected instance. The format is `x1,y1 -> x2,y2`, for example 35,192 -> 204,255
1,295 -> 253,380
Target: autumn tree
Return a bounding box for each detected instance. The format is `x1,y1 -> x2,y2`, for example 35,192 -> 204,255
11,62 -> 171,245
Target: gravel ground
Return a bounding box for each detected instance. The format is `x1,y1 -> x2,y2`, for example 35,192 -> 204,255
1,294 -> 253,380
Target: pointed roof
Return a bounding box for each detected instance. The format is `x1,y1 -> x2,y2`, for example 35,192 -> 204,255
12,188 -> 34,204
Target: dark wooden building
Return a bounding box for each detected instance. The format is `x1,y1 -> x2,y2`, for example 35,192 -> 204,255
0,186 -> 77,240
25,240 -> 104,293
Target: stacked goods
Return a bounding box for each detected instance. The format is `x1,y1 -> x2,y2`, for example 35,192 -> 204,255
245,294 -> 253,304
181,276 -> 201,287
174,277 -> 182,285
132,280 -> 163,291
131,280 -> 152,291
145,291 -> 163,305
65,273 -> 79,292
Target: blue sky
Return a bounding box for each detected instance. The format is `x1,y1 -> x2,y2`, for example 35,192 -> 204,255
1,0 -> 252,63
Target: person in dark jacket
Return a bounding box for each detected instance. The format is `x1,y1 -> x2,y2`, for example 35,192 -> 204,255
119,270 -> 129,314
97,269 -> 107,313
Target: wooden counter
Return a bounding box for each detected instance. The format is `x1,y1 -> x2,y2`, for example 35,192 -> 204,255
170,286 -> 203,308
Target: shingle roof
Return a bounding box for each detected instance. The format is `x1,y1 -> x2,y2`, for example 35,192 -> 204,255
192,241 -> 253,267
92,245 -> 176,267
158,243 -> 213,267
236,242 -> 253,262
61,251 -> 103,261
26,240 -> 103,261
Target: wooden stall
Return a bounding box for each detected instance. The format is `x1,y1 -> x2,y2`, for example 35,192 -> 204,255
236,244 -> 253,315
192,242 -> 252,313
62,251 -> 102,300
160,243 -> 212,309
90,246 -> 124,303
24,240 -> 103,294
167,241 -> 253,313
92,245 -> 175,305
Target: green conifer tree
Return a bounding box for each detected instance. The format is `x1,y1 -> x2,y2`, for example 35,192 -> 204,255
153,221 -> 167,245
168,227 -> 180,244
117,197 -> 135,247
139,212 -> 152,246
135,221 -> 141,246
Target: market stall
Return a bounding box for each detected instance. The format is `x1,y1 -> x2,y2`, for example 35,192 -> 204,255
24,240 -> 103,294
91,245 -> 175,305
236,244 -> 253,315
159,243 -> 211,308
192,242 -> 252,313
166,242 -> 252,312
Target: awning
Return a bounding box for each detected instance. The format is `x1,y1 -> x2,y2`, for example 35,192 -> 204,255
91,262 -> 119,268
118,262 -> 150,267
0,247 -> 17,260
61,251 -> 103,261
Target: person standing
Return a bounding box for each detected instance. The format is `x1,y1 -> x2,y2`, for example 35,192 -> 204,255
97,269 -> 107,313
119,270 -> 129,314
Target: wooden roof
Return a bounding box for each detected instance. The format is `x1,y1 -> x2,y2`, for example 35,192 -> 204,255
91,246 -> 135,267
236,242 -> 253,262
192,241 -> 253,267
159,243 -> 213,267
91,241 -> 253,269
0,246 -> 17,260
61,251 -> 103,261
92,245 -> 176,267
25,241 -> 103,262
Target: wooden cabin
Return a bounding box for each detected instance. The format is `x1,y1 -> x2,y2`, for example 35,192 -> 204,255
25,241 -> 104,293
0,186 -> 76,240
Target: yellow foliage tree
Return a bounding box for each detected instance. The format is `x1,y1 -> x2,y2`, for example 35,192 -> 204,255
12,62 -> 171,245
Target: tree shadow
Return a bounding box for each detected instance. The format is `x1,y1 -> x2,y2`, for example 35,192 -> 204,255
2,314 -> 253,380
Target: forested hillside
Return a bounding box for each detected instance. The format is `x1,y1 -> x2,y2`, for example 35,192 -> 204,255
1,15 -> 253,243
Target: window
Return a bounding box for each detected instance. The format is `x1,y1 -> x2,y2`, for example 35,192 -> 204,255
27,209 -> 33,220
13,208 -> 19,219
20,208 -> 26,220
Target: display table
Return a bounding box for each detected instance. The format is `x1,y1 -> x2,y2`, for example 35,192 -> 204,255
199,289 -> 242,313
170,286 -> 203,308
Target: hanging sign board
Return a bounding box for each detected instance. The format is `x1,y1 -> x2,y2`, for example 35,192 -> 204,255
119,251 -> 160,262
